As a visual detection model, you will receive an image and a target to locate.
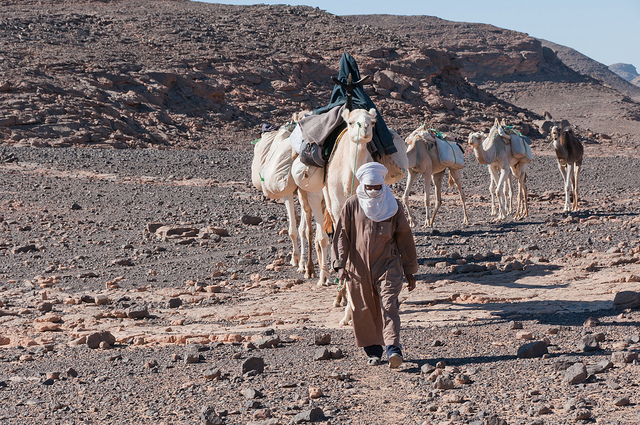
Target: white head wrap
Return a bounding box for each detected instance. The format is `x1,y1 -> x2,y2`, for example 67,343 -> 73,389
355,162 -> 398,222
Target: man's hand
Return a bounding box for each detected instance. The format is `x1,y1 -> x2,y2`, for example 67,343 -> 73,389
337,268 -> 347,282
406,273 -> 416,292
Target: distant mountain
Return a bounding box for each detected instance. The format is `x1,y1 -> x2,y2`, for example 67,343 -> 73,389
346,14 -> 640,139
609,63 -> 639,82
530,41 -> 640,101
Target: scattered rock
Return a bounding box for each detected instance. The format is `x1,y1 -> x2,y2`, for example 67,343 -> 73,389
564,363 -> 587,385
314,333 -> 331,345
517,341 -> 548,359
611,351 -> 638,364
613,396 -> 630,407
313,348 -> 330,361
583,317 -> 600,327
86,331 -> 116,349
200,405 -> 224,425
509,321 -> 523,330
579,334 -> 600,352
614,291 -> 640,310
126,306 -> 151,320
293,407 -> 325,423
242,357 -> 265,375
204,368 -> 221,380
241,215 -> 262,226
434,375 -> 455,390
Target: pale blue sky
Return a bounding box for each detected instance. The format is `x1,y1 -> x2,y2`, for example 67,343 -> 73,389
197,0 -> 640,72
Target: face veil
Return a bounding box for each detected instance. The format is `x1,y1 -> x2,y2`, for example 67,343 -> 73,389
355,162 -> 398,222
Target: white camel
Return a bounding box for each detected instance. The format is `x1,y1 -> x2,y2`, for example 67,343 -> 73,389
551,125 -> 584,211
468,132 -> 514,217
496,119 -> 531,219
322,107 -> 409,326
467,119 -> 530,221
401,125 -> 469,228
251,118 -> 330,287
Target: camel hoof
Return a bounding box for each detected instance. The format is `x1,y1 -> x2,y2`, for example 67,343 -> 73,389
339,319 -> 352,327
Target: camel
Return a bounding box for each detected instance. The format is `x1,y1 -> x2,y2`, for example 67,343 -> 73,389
322,107 -> 409,326
251,117 -> 330,287
401,125 -> 469,228
467,134 -> 517,218
551,125 -> 583,211
496,119 -> 531,219
467,119 -> 531,221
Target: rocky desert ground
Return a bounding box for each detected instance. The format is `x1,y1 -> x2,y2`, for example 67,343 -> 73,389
1,1 -> 640,425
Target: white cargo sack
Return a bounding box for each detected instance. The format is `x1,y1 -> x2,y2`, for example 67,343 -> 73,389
291,156 -> 324,193
378,129 -> 409,185
260,129 -> 296,199
251,127 -> 291,192
509,133 -> 532,163
288,124 -> 304,154
435,137 -> 464,169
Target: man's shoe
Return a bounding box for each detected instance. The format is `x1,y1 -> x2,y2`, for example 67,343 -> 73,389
367,356 -> 381,366
388,353 -> 403,369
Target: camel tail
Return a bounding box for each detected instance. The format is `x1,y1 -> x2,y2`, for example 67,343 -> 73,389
448,172 -> 455,189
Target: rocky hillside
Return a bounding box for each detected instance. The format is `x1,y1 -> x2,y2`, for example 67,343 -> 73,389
347,14 -> 640,140
610,63 -> 639,83
541,44 -> 640,99
0,0 -> 639,150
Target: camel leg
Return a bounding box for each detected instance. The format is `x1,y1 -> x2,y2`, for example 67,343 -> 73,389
512,164 -> 524,220
489,173 -> 497,216
490,166 -> 506,221
297,190 -> 314,277
282,194 -> 300,268
333,285 -> 346,307
339,283 -> 353,326
402,169 -> 418,228
517,164 -> 529,218
307,191 -> 329,286
515,175 -> 523,220
450,168 -> 469,225
422,172 -> 432,228
496,168 -> 508,221
572,164 -> 581,211
563,165 -> 572,212
558,163 -> 570,212
506,171 -> 513,215
429,171 -> 445,227
522,171 -> 529,217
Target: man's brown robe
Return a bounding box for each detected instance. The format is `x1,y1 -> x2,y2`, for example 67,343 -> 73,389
332,195 -> 418,348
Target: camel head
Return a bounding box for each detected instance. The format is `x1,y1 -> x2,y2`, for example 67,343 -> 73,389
292,110 -> 312,123
550,125 -> 560,141
341,108 -> 377,143
467,132 -> 485,148
493,118 -> 510,140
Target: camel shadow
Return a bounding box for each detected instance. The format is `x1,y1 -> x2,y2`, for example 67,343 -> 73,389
402,300 -> 626,328
397,306 -> 638,372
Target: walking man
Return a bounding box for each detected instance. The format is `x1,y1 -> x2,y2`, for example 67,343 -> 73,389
332,162 -> 418,368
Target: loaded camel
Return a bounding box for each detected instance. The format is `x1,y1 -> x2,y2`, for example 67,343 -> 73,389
550,125 -> 583,211
467,119 -> 531,221
401,125 -> 469,228
496,119 -> 531,219
251,115 -> 331,287
468,132 -> 515,217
